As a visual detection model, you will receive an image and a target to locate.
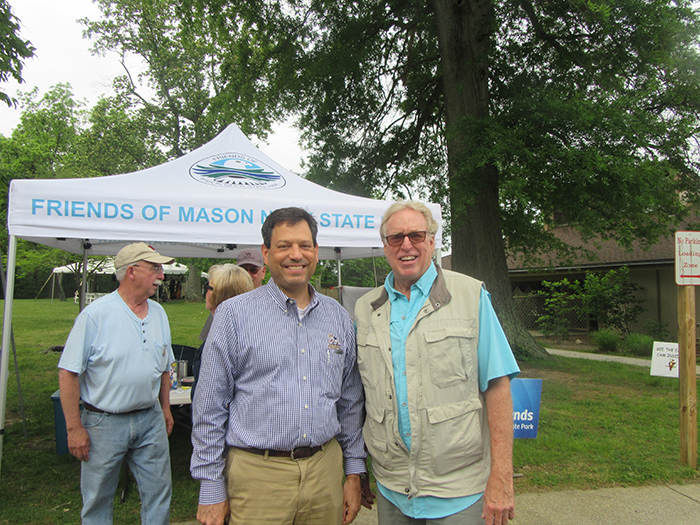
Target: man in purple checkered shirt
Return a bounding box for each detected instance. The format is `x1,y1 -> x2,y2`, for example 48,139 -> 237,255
191,207 -> 373,525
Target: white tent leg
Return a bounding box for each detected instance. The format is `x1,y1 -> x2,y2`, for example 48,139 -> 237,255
434,247 -> 442,267
335,248 -> 342,306
79,241 -> 89,312
335,247 -> 342,288
0,235 -> 18,476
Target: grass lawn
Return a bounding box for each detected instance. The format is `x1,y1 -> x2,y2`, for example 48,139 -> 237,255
0,299 -> 699,524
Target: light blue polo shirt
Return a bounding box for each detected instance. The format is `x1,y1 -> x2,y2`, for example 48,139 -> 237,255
59,290 -> 175,413
379,267 -> 520,519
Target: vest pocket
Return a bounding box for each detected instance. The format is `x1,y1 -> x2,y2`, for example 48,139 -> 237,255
363,405 -> 394,469
357,332 -> 382,389
426,399 -> 483,476
424,327 -> 474,388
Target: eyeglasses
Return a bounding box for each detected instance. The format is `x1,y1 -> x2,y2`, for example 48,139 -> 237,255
204,284 -> 214,292
384,231 -> 428,247
241,266 -> 262,275
132,264 -> 164,274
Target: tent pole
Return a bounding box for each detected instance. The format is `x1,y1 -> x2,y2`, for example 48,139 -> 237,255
0,235 -> 18,476
335,247 -> 341,288
0,244 -> 26,439
35,272 -> 54,300
434,247 -> 442,267
79,241 -> 90,312
371,251 -> 378,287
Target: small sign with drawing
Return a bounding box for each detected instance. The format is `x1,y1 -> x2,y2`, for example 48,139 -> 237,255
650,341 -> 680,378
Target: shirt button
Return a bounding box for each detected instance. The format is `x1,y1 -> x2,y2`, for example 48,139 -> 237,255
404,488 -> 410,493
403,371 -> 407,376
303,376 -> 307,381
402,402 -> 407,407
303,433 -> 307,438
401,315 -> 405,320
405,432 -> 410,437
301,349 -> 306,354
304,404 -> 309,409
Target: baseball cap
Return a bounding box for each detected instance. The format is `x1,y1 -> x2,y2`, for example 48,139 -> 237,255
115,242 -> 175,269
236,249 -> 264,268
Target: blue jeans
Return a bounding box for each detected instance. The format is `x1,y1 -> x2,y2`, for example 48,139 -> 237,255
80,404 -> 171,525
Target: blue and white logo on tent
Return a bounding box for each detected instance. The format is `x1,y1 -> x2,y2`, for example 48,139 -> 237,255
190,153 -> 286,189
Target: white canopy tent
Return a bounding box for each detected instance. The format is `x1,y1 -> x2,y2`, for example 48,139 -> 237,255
52,259 -> 190,275
48,258 -> 192,303
0,123 -> 442,472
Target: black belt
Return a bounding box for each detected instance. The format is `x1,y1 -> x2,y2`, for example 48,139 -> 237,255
237,445 -> 323,460
83,402 -> 151,416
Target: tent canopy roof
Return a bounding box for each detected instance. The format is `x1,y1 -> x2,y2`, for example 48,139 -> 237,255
9,124 -> 441,260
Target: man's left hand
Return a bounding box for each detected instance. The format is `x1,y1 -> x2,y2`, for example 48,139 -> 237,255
482,471 -> 515,525
163,408 -> 174,436
342,474 -> 362,525
360,474 -> 375,510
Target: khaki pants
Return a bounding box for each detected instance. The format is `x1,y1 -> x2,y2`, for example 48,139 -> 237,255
224,439 -> 344,524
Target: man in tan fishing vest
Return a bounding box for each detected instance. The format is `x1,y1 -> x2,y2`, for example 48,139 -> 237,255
355,201 -> 520,525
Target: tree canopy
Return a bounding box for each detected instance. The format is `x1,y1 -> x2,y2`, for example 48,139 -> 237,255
0,0 -> 34,107
238,0 -> 700,358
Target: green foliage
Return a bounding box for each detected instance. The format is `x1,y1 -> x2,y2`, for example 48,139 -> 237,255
643,319 -> 672,341
591,329 -> 623,353
81,0 -> 288,155
578,267 -> 646,334
0,0 -> 35,107
536,267 -> 645,337
317,257 -> 392,288
536,278 -> 577,340
621,332 -> 655,357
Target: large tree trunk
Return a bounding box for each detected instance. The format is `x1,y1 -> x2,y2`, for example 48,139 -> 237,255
432,0 -> 548,360
183,263 -> 203,302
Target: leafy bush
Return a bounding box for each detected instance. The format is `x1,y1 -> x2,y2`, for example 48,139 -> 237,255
622,333 -> 655,357
643,320 -> 671,341
592,329 -> 622,353
578,267 -> 646,334
536,279 -> 577,340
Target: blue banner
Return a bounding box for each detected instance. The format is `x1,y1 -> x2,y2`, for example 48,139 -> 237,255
511,378 -> 542,439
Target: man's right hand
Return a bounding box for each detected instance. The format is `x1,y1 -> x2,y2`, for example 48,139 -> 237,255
67,426 -> 90,462
197,501 -> 230,525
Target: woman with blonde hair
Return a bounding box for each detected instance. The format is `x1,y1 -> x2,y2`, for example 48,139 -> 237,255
204,264 -> 254,314
193,264 -> 254,397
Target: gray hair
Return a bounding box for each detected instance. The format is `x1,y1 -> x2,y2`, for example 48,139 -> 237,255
380,201 -> 439,239
115,265 -> 131,282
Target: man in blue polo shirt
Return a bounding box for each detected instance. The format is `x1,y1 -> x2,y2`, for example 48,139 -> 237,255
355,201 -> 520,525
58,242 -> 176,525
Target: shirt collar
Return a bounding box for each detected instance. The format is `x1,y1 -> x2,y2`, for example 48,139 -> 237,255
384,263 -> 438,303
265,278 -> 319,311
